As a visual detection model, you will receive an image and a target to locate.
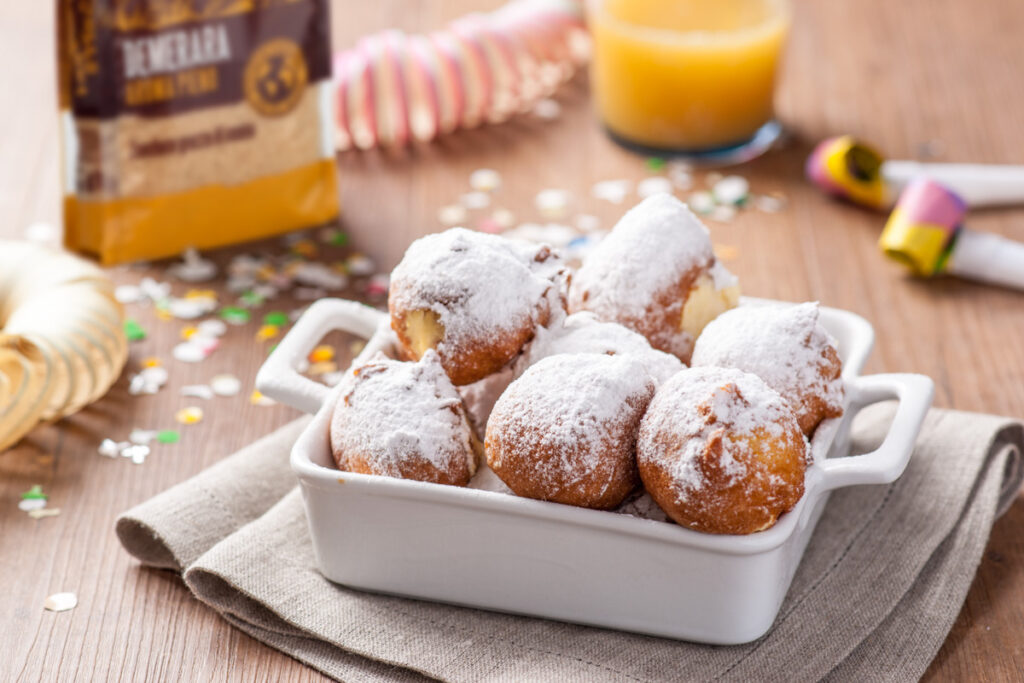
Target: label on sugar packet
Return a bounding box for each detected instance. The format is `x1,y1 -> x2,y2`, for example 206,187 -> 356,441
58,0 -> 339,264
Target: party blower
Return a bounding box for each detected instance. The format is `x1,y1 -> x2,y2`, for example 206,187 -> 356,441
807,135 -> 1024,210
878,178 -> 1024,292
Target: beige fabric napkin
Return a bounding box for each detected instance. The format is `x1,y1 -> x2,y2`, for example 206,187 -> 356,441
117,406 -> 1023,682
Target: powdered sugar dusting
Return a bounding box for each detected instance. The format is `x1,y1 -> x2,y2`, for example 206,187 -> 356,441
486,354 -> 654,496
638,366 -> 801,499
690,302 -> 843,429
330,350 -> 477,480
389,227 -> 566,355
520,312 -> 683,384
567,194 -> 714,355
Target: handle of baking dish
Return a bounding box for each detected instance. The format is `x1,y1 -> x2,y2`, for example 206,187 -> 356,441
818,373 -> 935,492
255,298 -> 389,414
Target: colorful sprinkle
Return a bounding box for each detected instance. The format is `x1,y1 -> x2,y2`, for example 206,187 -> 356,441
309,345 -> 335,363
156,430 -> 181,444
645,157 -> 666,171
263,311 -> 289,326
220,307 -> 251,325
124,320 -> 146,341
256,324 -> 279,341
469,168 -> 502,192
175,406 -> 204,425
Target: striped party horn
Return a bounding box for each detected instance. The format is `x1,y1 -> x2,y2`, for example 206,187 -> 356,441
880,178 -> 1024,292
807,135 -> 1024,210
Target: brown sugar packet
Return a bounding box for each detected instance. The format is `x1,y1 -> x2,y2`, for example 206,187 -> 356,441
57,0 -> 339,265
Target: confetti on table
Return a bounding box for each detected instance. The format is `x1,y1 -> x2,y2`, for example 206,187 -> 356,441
141,357 -> 162,368
637,176 -> 673,199
123,444 -> 151,464
210,374 -> 242,397
290,239 -> 318,258
687,191 -> 715,215
44,592 -> 78,612
366,273 -> 390,297
28,508 -> 61,520
710,204 -> 738,222
172,342 -> 207,363
460,191 -> 491,210
256,324 -> 279,341
532,98 -> 561,120
175,406 -> 204,425
220,306 -> 251,325
345,254 -> 376,277
98,439 -> 124,458
469,168 -> 502,192
438,204 -> 468,226
19,498 -> 47,511
712,175 -> 750,206
477,217 -> 502,234
293,262 -> 347,290
168,248 -> 217,283
263,311 -> 289,326
668,161 -> 694,190
197,319 -> 227,337
181,384 -> 215,400
309,345 -> 335,363
123,319 -> 146,341
156,430 -> 181,444
22,484 -> 47,500
129,366 -> 169,395
645,157 -> 666,171
591,180 -> 631,204
535,189 -> 570,218
114,285 -> 145,304
130,429 -> 158,445
250,390 -> 275,406
491,208 -> 516,229
320,228 -> 349,246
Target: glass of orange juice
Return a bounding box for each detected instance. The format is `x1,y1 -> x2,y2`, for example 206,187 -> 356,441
589,0 -> 791,162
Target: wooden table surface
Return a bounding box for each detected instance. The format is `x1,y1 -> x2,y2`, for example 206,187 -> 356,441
2,0 -> 1023,680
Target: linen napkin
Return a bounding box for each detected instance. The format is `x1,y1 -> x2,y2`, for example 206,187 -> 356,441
117,406 -> 1023,682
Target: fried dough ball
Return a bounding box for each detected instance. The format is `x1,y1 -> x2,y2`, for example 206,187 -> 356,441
485,354 -> 655,510
389,228 -> 567,386
691,302 -> 844,435
568,194 -> 739,363
520,311 -> 683,384
637,367 -> 806,535
329,350 -> 480,486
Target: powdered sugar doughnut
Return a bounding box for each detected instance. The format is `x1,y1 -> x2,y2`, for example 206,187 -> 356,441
520,311 -> 683,384
485,353 -> 655,510
330,350 -> 480,486
637,367 -> 806,535
389,228 -> 567,385
691,302 -> 843,435
568,194 -> 740,363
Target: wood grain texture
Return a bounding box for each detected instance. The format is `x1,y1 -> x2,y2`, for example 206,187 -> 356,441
1,0 -> 1022,680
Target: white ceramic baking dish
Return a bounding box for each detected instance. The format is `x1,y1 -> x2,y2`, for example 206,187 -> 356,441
256,298 -> 934,645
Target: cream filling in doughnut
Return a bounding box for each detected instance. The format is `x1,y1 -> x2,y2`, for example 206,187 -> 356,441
403,309 -> 446,358
680,267 -> 740,342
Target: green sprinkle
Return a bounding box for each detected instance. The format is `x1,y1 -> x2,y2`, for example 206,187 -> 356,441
263,311 -> 289,326
156,430 -> 181,444
240,291 -> 264,307
124,319 -> 147,341
219,306 -> 251,324
21,485 -> 47,500
325,229 -> 348,246
645,157 -> 666,171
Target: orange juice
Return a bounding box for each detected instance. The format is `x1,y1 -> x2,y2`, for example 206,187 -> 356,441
590,0 -> 790,152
